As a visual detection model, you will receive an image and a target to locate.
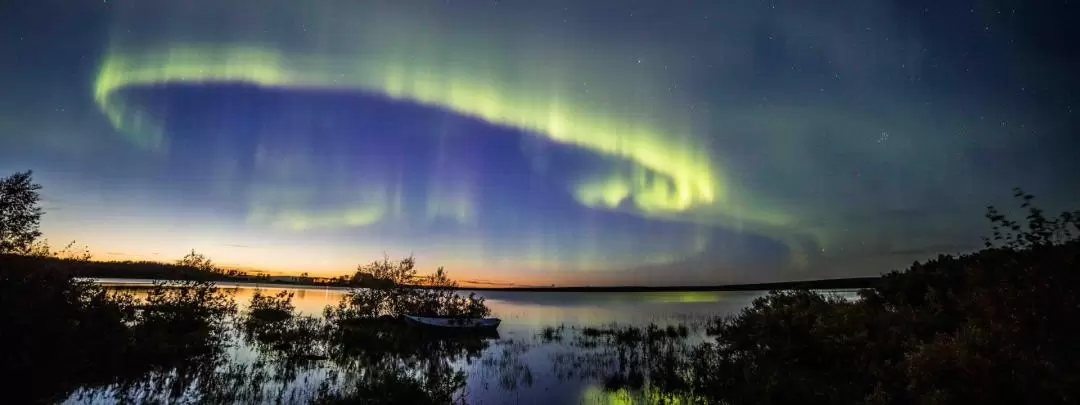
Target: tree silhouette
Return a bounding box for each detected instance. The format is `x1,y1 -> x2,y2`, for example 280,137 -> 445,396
984,187 -> 1079,249
0,170 -> 44,254
177,249 -> 217,273
25,239 -> 93,261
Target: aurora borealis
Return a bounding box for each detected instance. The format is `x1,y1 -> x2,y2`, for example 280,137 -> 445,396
2,0 -> 1078,286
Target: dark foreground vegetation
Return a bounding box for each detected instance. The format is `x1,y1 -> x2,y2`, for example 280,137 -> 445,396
3,168 -> 1079,404
529,189 -> 1080,405
0,271 -> 238,403
0,255 -> 494,404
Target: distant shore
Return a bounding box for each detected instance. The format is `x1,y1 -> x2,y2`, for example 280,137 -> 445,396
2,253 -> 878,292
91,276 -> 878,293
452,277 -> 878,292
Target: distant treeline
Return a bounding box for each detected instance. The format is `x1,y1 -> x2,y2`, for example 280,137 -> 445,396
0,253 -> 879,291
0,254 -> 243,282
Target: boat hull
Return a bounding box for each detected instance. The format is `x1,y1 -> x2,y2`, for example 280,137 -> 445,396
403,315 -> 501,329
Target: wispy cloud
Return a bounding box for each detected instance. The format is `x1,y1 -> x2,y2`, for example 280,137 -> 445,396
460,279 -> 520,287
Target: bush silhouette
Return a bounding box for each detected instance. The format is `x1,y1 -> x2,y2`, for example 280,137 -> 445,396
326,255 -> 490,325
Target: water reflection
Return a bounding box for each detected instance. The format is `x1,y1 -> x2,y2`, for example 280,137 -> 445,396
62,282 -> 854,404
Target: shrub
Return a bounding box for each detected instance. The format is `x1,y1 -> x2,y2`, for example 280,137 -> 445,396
241,289 -> 326,359
325,256 -> 491,325
131,280 -> 238,363
246,289 -> 296,323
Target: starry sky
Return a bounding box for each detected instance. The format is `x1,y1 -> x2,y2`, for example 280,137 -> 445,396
1,0 -> 1078,286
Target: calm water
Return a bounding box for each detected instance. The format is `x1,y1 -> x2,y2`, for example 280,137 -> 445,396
64,280 -> 858,404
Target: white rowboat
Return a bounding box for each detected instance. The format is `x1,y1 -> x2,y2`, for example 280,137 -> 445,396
403,315 -> 501,329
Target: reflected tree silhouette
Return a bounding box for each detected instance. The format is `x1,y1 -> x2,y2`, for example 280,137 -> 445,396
66,286 -> 496,404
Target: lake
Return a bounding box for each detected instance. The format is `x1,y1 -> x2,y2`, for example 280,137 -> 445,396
63,280 -> 858,404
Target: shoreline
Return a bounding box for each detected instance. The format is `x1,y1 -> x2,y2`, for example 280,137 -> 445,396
88,276 -> 879,293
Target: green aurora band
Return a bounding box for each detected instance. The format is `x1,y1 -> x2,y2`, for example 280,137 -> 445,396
95,45 -> 718,212
91,0 -> 816,270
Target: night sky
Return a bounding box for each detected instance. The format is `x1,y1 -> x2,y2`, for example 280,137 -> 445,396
2,0 -> 1078,286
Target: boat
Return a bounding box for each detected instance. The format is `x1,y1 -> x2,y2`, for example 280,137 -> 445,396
403,314 -> 501,329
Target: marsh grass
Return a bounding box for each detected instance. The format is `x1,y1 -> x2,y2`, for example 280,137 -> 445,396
543,322 -> 702,402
